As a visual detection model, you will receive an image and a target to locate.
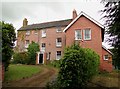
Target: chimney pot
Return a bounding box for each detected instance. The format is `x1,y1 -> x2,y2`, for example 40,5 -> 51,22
23,18 -> 28,27
73,9 -> 77,20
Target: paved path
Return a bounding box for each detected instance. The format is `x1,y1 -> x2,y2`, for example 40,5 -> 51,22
3,65 -> 58,87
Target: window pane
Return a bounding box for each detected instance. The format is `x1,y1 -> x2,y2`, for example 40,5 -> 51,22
56,27 -> 62,32
84,29 -> 91,40
42,43 -> 45,47
57,38 -> 62,42
75,30 -> 82,40
42,30 -> 46,37
26,31 -> 30,35
25,40 -> 29,48
57,51 -> 61,55
104,55 -> 108,60
56,51 -> 61,60
26,40 -> 29,45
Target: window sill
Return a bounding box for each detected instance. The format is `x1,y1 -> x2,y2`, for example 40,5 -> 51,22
75,39 -> 82,41
84,39 -> 91,41
42,36 -> 46,38
56,31 -> 62,33
56,46 -> 62,48
103,59 -> 109,61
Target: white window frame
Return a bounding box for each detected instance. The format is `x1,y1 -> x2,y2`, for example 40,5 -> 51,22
83,29 -> 91,40
56,38 -> 62,47
41,30 -> 46,37
41,43 -> 46,52
26,31 -> 30,35
75,30 -> 82,40
104,55 -> 109,60
25,40 -> 29,48
56,51 -> 61,60
56,27 -> 62,32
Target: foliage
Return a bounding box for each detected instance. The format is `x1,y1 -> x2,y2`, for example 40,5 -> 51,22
48,60 -> 62,68
101,1 -> 120,69
57,44 -> 100,88
46,79 -> 61,89
1,21 -> 16,71
12,52 -> 28,64
27,41 -> 40,64
4,64 -> 41,81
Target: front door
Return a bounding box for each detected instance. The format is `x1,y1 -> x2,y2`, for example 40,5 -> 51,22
39,54 -> 43,63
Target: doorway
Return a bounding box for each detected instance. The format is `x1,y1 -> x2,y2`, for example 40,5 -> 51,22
39,54 -> 43,63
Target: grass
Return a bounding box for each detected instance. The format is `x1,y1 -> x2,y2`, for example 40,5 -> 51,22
88,70 -> 119,87
4,64 -> 41,82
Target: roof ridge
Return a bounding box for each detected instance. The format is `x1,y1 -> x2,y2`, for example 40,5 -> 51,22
29,19 -> 72,26
18,18 -> 72,30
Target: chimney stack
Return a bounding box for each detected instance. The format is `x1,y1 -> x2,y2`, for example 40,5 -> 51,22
23,18 -> 28,27
73,9 -> 77,20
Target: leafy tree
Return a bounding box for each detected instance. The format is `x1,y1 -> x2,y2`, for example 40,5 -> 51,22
57,44 -> 100,88
12,52 -> 28,64
101,1 -> 120,69
1,21 -> 16,71
27,41 -> 39,64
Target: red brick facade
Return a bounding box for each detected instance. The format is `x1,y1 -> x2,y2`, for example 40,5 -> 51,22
64,12 -> 113,72
17,10 -> 113,72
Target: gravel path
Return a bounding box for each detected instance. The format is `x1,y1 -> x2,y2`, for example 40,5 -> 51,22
3,65 -> 58,87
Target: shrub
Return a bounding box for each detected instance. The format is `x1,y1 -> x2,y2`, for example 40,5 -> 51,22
48,60 -> 62,68
12,52 -> 28,64
27,41 -> 40,65
57,44 -> 100,88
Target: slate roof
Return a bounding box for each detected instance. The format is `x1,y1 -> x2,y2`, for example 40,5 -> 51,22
18,19 -> 72,31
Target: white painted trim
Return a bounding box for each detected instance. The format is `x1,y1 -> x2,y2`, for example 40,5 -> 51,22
102,45 -> 113,55
103,55 -> 109,60
43,53 -> 44,64
63,11 -> 104,32
37,52 -> 40,64
56,51 -> 61,60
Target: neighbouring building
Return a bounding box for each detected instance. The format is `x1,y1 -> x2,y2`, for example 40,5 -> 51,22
17,9 -> 113,72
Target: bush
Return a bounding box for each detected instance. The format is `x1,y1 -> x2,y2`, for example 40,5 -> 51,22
27,41 -> 40,65
48,60 -> 62,68
12,52 -> 28,64
57,44 -> 100,88
46,78 -> 60,89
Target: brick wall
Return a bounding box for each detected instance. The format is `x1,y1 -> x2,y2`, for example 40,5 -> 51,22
65,15 -> 112,72
101,48 -> 113,72
40,27 -> 66,60
66,16 -> 102,59
17,26 -> 66,61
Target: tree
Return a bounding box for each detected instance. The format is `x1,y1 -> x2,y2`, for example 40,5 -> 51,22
1,21 -> 16,71
27,41 -> 39,64
57,44 -> 100,88
101,1 -> 120,69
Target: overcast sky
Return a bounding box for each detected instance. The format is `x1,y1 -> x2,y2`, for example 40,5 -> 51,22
1,0 -> 111,48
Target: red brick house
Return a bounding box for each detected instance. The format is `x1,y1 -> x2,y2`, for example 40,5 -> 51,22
17,9 -> 113,72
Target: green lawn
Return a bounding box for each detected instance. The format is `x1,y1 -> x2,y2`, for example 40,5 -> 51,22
88,70 -> 119,87
4,64 -> 41,82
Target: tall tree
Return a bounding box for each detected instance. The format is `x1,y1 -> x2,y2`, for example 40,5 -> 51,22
101,1 -> 120,69
1,21 -> 16,71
